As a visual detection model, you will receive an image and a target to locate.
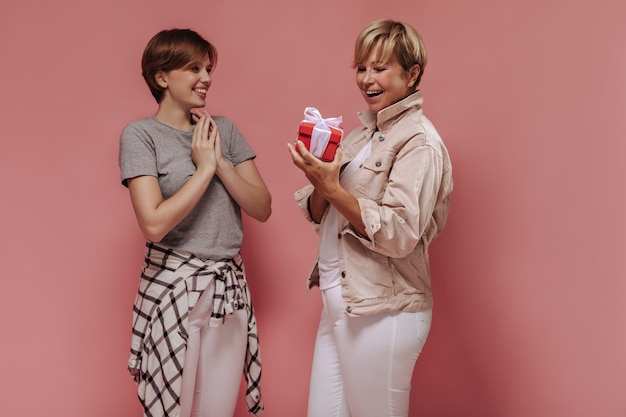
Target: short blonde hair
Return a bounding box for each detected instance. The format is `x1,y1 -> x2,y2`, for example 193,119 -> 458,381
353,19 -> 427,87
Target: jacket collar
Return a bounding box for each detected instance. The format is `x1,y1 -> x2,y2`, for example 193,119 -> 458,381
357,90 -> 424,132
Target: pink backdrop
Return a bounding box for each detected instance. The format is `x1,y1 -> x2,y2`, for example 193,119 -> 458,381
1,0 -> 625,416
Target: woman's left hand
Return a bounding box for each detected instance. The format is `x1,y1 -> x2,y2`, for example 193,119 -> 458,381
207,116 -> 227,172
191,110 -> 227,172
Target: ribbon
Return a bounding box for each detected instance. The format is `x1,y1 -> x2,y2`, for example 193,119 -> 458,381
303,107 -> 342,158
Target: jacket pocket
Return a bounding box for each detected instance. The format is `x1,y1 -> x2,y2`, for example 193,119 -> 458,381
344,240 -> 393,300
355,149 -> 395,202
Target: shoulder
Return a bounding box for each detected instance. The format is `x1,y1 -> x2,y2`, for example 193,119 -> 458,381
401,116 -> 450,166
212,115 -> 247,142
377,114 -> 439,161
397,111 -> 438,142
121,117 -> 157,137
211,115 -> 236,130
120,117 -> 162,153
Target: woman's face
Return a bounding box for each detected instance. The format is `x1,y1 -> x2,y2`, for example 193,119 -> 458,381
161,55 -> 212,110
356,50 -> 414,113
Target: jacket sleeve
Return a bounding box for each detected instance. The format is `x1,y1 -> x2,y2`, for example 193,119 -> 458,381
349,141 -> 446,258
294,184 -> 322,235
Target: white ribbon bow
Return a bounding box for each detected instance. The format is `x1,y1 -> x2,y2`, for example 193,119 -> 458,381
303,107 -> 342,158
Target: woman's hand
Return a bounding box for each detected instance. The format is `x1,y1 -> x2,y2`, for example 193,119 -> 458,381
287,140 -> 343,198
127,111 -> 219,242
288,139 -> 367,234
191,110 -> 229,174
190,111 -> 218,175
289,140 -> 349,224
191,110 -> 271,222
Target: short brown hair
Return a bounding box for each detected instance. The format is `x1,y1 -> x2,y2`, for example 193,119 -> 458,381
141,29 -> 218,103
353,20 -> 427,88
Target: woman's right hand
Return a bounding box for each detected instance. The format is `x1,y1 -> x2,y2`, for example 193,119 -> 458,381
288,140 -> 366,234
287,140 -> 342,196
127,111 -> 219,243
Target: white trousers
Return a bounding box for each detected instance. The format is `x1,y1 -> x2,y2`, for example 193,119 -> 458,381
179,286 -> 248,417
308,285 -> 432,417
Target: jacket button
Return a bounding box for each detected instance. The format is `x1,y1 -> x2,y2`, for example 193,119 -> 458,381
341,271 -> 346,278
378,135 -> 384,141
337,233 -> 341,239
375,161 -> 382,167
346,306 -> 353,313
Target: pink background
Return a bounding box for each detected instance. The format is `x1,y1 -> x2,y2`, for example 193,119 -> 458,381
1,0 -> 625,416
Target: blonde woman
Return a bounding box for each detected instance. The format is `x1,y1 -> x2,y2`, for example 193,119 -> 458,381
288,19 -> 453,417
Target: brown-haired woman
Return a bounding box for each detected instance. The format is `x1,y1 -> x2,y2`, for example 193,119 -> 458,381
119,28 -> 270,417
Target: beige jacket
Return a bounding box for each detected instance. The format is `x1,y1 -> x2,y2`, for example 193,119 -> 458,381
295,91 -> 453,316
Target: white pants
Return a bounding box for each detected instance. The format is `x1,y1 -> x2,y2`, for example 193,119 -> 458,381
179,286 -> 248,417
308,285 -> 432,417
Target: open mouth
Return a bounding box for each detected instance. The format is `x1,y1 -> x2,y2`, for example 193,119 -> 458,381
366,90 -> 383,98
194,88 -> 207,95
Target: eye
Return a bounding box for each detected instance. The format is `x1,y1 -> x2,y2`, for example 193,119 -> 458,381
206,66 -> 213,74
374,66 -> 386,72
189,66 -> 200,72
356,66 -> 366,72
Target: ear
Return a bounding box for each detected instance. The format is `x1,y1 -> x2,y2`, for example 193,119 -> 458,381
407,64 -> 420,87
155,71 -> 167,88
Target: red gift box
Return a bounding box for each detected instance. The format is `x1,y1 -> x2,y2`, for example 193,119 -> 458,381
297,121 -> 343,162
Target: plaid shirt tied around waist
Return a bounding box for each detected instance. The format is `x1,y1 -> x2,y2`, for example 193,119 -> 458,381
128,242 -> 263,416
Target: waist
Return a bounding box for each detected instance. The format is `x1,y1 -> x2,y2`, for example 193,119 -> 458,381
144,241 -> 242,270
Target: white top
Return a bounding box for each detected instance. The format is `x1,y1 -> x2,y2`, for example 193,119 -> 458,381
318,139 -> 372,289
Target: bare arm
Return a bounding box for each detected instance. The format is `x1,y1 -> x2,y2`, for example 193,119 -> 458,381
203,116 -> 271,222
127,113 -> 217,242
216,157 -> 272,222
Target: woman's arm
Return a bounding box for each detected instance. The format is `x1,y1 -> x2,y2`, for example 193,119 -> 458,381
308,188 -> 330,224
288,140 -> 365,235
208,117 -> 271,222
127,114 -> 218,242
216,158 -> 272,222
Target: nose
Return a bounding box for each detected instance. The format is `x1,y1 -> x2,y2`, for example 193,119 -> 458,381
361,68 -> 374,84
200,69 -> 211,83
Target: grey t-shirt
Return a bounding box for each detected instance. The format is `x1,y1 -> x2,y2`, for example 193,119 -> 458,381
119,115 -> 256,260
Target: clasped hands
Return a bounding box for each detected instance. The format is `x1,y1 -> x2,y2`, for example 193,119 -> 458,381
190,110 -> 226,174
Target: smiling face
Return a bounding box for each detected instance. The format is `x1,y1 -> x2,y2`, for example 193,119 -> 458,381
356,50 -> 418,113
352,20 -> 427,113
157,55 -> 213,111
141,29 -> 217,103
